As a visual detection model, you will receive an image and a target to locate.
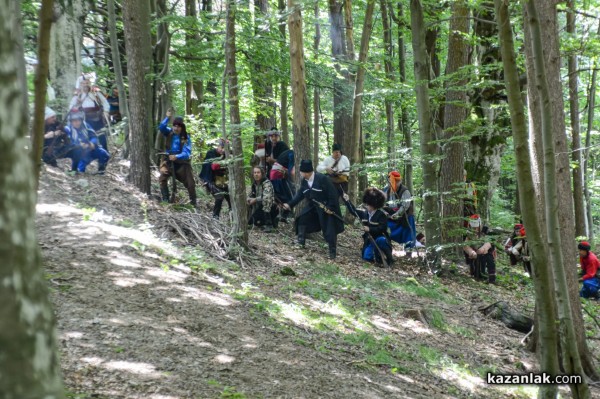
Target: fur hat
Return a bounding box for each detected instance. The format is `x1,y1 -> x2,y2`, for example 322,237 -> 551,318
578,241 -> 591,251
45,107 -> 56,120
362,187 -> 386,209
300,160 -> 313,173
332,143 -> 342,152
69,111 -> 85,121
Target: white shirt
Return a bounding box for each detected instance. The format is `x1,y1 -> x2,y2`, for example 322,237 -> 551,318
306,172 -> 315,188
69,91 -> 110,112
317,155 -> 350,176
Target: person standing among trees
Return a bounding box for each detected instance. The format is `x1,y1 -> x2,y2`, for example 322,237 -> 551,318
383,171 -> 416,250
158,111 -> 197,206
578,241 -> 600,299
69,78 -> 110,149
343,188 -> 394,266
199,140 -> 230,219
282,160 -> 344,259
247,166 -> 278,232
317,143 -> 351,198
64,112 -> 110,174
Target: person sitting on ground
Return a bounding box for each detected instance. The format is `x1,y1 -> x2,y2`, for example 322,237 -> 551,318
343,188 -> 393,266
504,223 -> 524,266
69,78 -> 110,149
42,107 -> 77,168
63,112 -> 110,174
415,233 -> 426,248
247,166 -> 278,232
158,111 -> 197,206
463,215 -> 496,284
264,128 -> 289,177
383,171 -> 416,250
282,160 -> 344,259
578,241 -> 600,299
199,140 -> 230,218
317,143 -> 351,198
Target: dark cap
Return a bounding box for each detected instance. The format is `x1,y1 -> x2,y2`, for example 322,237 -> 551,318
299,160 -> 314,173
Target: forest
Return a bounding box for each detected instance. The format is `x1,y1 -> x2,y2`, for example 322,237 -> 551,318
3,0 -> 600,397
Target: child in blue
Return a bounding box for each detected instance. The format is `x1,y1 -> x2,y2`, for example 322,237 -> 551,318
63,112 -> 110,174
344,188 -> 394,266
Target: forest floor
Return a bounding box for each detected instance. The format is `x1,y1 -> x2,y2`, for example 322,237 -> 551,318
36,158 -> 600,399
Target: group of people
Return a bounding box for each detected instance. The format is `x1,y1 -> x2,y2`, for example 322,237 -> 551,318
42,75 -> 118,173
157,114 -> 419,262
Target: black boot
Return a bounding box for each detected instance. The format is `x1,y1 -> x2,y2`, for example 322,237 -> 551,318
189,190 -> 197,207
213,196 -> 224,218
160,186 -> 170,203
383,245 -> 394,267
296,226 -> 306,247
328,236 -> 337,259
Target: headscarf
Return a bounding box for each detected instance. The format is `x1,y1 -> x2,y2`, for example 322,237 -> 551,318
389,171 -> 402,194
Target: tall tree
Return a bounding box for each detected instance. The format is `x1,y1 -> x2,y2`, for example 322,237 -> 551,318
523,0 -> 598,379
411,0 -> 441,268
350,0 -> 376,204
107,0 -> 130,158
328,0 -> 353,153
122,0 -> 153,194
439,0 -> 468,248
525,2 -> 590,396
494,3 -> 559,397
30,0 -> 55,190
0,0 -> 64,394
288,0 -> 311,178
185,0 -> 204,116
380,0 -> 395,167
566,0 -> 586,238
312,1 -> 321,166
225,0 -> 249,248
278,0 -> 290,142
49,0 -> 88,108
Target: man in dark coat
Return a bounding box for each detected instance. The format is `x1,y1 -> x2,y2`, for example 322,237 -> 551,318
265,128 -> 289,177
199,140 -> 230,218
283,160 -> 344,259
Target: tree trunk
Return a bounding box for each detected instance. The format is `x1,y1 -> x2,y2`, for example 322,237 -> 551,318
343,0 -> 355,61
31,0 -> 55,191
153,0 -> 173,154
122,0 -> 152,194
584,53 -> 598,245
287,0 -> 311,182
410,0 -> 440,269
278,0 -> 289,143
350,0 -> 375,202
526,2 -> 591,396
225,0 -> 249,248
328,0 -> 353,154
11,0 -> 28,124
107,0 -> 130,158
185,0 -> 203,116
495,2 -> 560,397
380,0 -> 394,168
439,0 -> 468,250
0,3 -> 64,394
523,0 -> 598,380
312,1 -> 321,166
566,0 -> 586,238
396,2 -> 412,194
49,0 -> 87,109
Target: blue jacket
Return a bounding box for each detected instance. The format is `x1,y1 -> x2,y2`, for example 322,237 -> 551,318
159,117 -> 191,161
64,122 -> 98,147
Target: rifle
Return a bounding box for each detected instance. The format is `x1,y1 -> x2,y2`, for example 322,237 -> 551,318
157,152 -> 177,203
339,189 -> 390,268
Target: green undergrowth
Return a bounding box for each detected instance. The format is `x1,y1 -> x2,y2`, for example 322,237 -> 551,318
177,247 -> 536,398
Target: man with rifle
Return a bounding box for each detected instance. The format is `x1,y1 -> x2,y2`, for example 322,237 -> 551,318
282,160 -> 344,259
317,143 -> 350,198
383,171 -> 416,250
343,188 -> 394,267
42,107 -> 79,169
158,111 -> 196,206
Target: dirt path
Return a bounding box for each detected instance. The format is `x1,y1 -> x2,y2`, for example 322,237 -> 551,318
37,166 -> 433,399
37,163 -> 597,398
